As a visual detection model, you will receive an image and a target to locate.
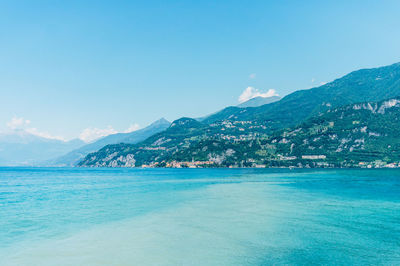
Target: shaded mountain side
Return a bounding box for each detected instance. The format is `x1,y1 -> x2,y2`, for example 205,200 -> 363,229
49,118 -> 170,166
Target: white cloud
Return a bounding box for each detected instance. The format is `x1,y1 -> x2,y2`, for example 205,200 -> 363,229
6,116 -> 142,143
6,116 -> 65,141
249,73 -> 256,79
311,78 -> 315,83
124,123 -> 140,133
79,126 -> 118,143
7,117 -> 31,130
25,128 -> 66,141
238,87 -> 279,103
79,123 -> 141,143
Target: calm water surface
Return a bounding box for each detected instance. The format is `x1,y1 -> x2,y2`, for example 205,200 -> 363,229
0,167 -> 399,265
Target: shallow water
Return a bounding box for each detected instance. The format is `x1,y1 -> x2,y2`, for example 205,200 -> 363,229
0,167 -> 399,265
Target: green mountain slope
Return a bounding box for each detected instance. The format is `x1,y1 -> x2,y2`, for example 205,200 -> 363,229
254,97 -> 400,168
78,117 -> 208,167
79,97 -> 400,168
204,62 -> 400,132
79,62 -> 400,168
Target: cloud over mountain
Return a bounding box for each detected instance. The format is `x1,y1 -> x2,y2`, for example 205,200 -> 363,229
238,87 -> 278,103
79,124 -> 141,143
6,117 -> 65,141
7,117 -> 31,130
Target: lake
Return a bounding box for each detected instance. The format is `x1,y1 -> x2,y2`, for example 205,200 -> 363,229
0,167 -> 399,265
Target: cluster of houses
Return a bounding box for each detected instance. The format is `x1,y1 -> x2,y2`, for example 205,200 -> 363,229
142,160 -> 215,168
358,161 -> 400,168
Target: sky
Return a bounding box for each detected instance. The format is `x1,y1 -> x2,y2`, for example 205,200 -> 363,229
1,0 -> 400,141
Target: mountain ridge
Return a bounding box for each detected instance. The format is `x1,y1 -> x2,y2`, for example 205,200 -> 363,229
48,118 -> 170,166
237,96 -> 281,108
79,96 -> 400,168
203,62 -> 400,131
78,62 -> 400,168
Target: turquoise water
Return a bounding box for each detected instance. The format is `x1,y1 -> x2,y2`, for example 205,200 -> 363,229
0,168 -> 399,265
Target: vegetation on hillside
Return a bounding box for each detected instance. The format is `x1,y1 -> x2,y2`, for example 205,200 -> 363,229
80,97 -> 400,168
79,63 -> 400,168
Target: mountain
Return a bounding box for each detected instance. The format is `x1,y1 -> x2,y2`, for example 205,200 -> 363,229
0,131 -> 85,166
49,118 -> 170,166
237,96 -> 281,108
79,97 -> 400,168
260,98 -> 400,168
78,62 -> 400,168
204,62 -> 400,131
79,117 -> 207,167
171,97 -> 400,168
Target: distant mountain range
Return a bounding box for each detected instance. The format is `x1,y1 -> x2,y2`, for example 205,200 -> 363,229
79,62 -> 400,168
0,131 -> 85,166
48,118 -> 170,166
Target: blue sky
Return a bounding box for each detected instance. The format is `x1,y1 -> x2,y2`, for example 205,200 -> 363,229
1,0 -> 400,141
